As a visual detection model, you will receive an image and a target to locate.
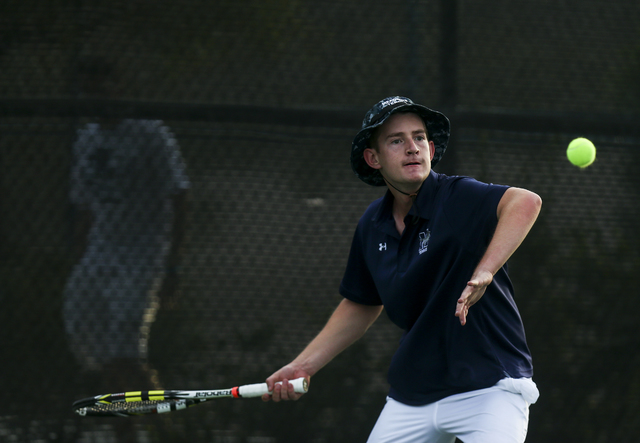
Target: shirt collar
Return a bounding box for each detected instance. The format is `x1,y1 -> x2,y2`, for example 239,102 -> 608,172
409,170 -> 439,219
372,170 -> 440,234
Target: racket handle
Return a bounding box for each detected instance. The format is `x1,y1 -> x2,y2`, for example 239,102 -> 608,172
238,377 -> 308,398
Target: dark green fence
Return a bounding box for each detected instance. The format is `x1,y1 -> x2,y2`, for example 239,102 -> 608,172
1,1 -> 639,442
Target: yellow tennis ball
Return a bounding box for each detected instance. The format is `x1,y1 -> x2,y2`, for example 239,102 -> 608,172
567,138 -> 596,168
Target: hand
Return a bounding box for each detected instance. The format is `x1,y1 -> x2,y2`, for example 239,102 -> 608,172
455,270 -> 493,326
261,366 -> 310,402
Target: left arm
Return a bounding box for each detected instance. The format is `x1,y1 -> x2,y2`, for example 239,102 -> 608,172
455,187 -> 542,325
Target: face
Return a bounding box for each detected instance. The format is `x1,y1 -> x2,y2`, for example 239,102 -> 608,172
363,112 -> 435,192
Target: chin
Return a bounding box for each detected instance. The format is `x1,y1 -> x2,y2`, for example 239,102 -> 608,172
406,171 -> 429,183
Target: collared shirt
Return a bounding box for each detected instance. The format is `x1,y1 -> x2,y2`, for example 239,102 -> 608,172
339,171 -> 533,405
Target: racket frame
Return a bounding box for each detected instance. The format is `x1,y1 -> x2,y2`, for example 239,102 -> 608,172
73,377 -> 308,417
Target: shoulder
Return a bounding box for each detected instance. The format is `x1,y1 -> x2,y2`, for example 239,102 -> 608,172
433,174 -> 510,237
435,172 -> 503,191
436,173 -> 509,203
357,193 -> 388,230
362,194 -> 385,217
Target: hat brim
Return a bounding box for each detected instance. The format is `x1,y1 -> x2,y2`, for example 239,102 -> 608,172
351,104 -> 450,186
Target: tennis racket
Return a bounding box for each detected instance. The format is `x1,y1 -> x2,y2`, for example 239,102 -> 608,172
73,377 -> 308,417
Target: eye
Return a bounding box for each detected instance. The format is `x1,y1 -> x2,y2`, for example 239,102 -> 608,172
391,138 -> 403,145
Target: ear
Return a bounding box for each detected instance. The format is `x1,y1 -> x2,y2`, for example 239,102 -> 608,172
428,140 -> 435,161
363,148 -> 382,170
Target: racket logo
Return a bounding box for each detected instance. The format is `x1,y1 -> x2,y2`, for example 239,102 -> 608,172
196,390 -> 232,398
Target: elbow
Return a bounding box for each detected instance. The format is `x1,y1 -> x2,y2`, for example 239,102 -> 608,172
526,190 -> 542,213
520,190 -> 542,223
530,190 -> 542,215
501,187 -> 542,222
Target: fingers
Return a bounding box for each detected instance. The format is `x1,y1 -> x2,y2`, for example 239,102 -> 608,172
276,379 -> 303,402
455,299 -> 470,326
262,373 -> 281,402
456,281 -> 477,321
270,379 -> 290,402
455,276 -> 491,326
262,374 -> 309,403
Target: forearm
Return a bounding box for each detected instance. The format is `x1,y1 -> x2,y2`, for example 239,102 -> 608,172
456,187 -> 541,325
290,298 -> 383,377
475,187 -> 542,276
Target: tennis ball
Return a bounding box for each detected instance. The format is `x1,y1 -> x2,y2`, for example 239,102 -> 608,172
567,137 -> 596,168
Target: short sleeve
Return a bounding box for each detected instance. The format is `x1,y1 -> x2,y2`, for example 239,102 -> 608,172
444,178 -> 509,255
339,222 -> 383,306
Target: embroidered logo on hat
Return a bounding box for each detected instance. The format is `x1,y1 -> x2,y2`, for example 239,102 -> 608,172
379,97 -> 410,109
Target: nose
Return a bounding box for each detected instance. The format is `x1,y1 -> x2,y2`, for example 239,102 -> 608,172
407,140 -> 419,155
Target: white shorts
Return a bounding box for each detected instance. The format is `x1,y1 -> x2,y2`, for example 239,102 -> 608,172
367,378 -> 539,443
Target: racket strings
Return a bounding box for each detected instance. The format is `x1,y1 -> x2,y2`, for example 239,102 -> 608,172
81,400 -> 173,416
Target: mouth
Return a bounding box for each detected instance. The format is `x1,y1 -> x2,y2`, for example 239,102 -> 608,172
404,161 -> 422,167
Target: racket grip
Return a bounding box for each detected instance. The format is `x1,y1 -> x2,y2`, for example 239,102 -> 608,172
238,377 -> 308,398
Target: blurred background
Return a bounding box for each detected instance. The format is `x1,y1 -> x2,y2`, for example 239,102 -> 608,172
1,0 -> 639,442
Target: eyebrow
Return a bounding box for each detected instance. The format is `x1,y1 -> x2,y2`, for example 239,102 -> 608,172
385,129 -> 427,139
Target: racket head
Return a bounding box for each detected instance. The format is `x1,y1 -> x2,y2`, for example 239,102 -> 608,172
72,391 -> 203,417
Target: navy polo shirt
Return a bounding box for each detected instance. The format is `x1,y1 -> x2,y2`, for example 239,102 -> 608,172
339,171 -> 533,405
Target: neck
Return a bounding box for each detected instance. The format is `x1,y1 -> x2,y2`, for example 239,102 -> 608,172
383,178 -> 418,223
383,175 -> 427,206
384,178 -> 420,199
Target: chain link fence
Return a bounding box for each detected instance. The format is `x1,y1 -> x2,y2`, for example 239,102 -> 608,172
1,1 -> 639,442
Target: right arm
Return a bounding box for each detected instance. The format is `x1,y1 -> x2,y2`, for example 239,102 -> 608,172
263,298 -> 383,402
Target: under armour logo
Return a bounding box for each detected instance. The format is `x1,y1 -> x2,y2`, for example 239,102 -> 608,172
379,243 -> 387,251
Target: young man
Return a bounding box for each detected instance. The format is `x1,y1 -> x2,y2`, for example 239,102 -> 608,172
263,97 -> 542,442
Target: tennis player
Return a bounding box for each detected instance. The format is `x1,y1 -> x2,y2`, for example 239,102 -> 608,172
264,97 -> 542,443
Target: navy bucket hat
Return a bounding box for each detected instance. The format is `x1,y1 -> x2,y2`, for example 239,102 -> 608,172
351,96 -> 451,186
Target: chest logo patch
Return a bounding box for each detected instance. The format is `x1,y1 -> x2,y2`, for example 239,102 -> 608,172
418,230 -> 431,255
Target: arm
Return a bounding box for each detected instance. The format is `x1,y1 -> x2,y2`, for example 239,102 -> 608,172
263,298 -> 383,401
455,187 -> 542,325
